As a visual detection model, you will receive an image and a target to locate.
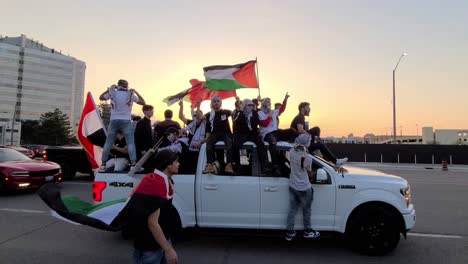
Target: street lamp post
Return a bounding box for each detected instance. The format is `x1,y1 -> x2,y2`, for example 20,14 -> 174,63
10,110 -> 17,145
392,52 -> 408,144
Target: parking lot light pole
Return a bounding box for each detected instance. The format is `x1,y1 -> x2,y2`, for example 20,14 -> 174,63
393,52 -> 408,144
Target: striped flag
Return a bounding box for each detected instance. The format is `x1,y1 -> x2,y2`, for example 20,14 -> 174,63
204,60 -> 259,91
77,92 -> 107,169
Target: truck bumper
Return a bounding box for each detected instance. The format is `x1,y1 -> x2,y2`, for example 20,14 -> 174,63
402,205 -> 416,230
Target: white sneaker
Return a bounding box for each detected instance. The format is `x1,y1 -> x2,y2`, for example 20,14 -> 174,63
98,165 -> 107,172
335,157 -> 348,167
130,166 -> 144,173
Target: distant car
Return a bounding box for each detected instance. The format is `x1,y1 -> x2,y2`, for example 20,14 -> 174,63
0,148 -> 62,192
1,145 -> 35,159
21,144 -> 47,158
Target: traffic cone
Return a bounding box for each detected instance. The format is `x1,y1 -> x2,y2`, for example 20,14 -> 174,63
442,160 -> 448,171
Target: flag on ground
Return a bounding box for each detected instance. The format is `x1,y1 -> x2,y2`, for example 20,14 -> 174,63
163,79 -> 237,108
77,92 -> 107,169
204,60 -> 259,91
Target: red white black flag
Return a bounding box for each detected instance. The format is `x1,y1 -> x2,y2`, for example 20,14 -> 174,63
77,92 -> 107,169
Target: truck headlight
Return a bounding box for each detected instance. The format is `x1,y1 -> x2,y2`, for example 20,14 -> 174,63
11,171 -> 30,177
400,186 -> 411,207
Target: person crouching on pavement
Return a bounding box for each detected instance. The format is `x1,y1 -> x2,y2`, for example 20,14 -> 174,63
285,134 -> 320,241
127,149 -> 179,264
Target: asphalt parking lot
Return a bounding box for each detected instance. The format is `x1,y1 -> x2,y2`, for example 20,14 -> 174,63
0,163 -> 467,264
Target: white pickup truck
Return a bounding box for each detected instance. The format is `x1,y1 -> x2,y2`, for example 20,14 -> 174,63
92,141 -> 416,255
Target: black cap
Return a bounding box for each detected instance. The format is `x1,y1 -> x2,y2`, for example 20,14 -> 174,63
154,149 -> 178,171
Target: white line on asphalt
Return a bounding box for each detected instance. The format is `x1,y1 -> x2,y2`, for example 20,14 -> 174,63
0,208 -> 46,214
408,232 -> 463,239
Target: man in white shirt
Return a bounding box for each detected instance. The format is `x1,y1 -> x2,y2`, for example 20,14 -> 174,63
99,79 -> 146,171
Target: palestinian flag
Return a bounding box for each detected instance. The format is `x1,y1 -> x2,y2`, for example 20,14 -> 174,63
77,92 -> 107,169
163,79 -> 237,107
204,60 -> 259,91
37,171 -> 173,231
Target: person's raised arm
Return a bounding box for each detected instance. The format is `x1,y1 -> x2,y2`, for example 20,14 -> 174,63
148,209 -> 178,264
178,100 -> 188,124
279,92 -> 290,115
130,89 -> 146,105
99,88 -> 110,101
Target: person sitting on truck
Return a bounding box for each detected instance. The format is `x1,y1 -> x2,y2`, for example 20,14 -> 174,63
202,96 -> 234,175
99,79 -> 146,172
104,130 -> 130,171
290,102 -> 348,167
232,99 -> 270,174
285,134 -> 320,241
258,93 -> 298,174
154,109 -> 181,143
126,149 -> 179,264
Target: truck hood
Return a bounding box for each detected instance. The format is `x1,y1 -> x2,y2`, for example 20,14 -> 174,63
343,165 -> 407,186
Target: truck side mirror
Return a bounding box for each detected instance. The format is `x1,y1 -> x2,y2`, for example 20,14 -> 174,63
316,169 -> 328,183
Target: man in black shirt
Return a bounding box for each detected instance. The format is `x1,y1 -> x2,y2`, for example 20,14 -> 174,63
135,105 -> 154,160
127,149 -> 179,264
291,102 -> 348,167
104,130 -> 129,171
203,96 -> 234,174
154,109 -> 181,143
233,99 -> 269,174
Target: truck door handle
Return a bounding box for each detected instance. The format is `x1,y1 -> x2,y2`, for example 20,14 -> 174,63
204,184 -> 218,190
264,186 -> 278,192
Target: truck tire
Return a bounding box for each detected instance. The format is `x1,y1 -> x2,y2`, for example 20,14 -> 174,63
346,205 -> 400,255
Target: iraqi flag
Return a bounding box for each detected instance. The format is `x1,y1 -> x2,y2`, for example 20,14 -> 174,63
203,60 -> 259,91
163,79 -> 237,108
37,172 -> 173,231
77,92 -> 107,169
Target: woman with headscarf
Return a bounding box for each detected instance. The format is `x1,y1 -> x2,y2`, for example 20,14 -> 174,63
232,99 -> 270,174
257,93 -> 298,174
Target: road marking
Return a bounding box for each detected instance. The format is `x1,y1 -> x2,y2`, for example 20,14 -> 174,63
408,232 -> 463,239
0,208 -> 46,214
61,181 -> 90,185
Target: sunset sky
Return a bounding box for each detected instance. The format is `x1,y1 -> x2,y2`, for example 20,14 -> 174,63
3,0 -> 467,137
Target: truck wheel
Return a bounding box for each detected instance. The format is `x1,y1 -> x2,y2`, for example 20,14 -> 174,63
347,206 -> 400,255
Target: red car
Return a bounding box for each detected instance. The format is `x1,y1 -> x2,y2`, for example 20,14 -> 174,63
0,148 -> 62,192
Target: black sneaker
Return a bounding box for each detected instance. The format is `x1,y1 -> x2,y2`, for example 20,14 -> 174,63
303,230 -> 320,238
285,230 -> 296,241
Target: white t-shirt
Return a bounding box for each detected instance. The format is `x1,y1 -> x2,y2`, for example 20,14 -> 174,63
288,148 -> 312,191
258,109 -> 279,138
102,89 -> 139,120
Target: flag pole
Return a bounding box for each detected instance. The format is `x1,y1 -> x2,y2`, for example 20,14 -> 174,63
255,57 -> 260,97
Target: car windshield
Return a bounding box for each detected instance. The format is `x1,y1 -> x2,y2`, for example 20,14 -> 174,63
0,148 -> 31,162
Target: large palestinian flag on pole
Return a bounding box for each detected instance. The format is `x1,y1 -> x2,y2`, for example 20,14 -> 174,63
77,92 -> 107,169
163,79 -> 237,108
203,60 -> 259,91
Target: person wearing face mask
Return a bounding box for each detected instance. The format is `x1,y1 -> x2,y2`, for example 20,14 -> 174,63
232,99 -> 270,174
202,96 -> 234,175
258,93 -> 299,174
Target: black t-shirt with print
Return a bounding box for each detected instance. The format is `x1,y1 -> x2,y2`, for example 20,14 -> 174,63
205,109 -> 232,134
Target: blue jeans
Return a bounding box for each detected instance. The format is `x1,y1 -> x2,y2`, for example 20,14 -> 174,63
286,187 -> 314,231
133,248 -> 166,264
102,119 -> 136,163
